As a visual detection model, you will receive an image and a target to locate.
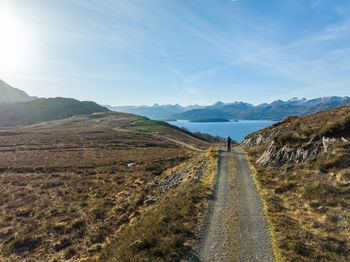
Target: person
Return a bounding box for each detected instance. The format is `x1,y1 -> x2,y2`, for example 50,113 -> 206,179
227,136 -> 232,152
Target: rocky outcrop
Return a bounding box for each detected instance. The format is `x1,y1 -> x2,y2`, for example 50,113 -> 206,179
242,126 -> 332,166
155,156 -> 208,194
242,129 -> 279,147
256,140 -> 323,166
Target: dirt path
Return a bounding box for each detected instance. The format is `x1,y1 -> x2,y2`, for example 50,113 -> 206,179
152,134 -> 203,152
112,128 -> 203,152
190,147 -> 273,262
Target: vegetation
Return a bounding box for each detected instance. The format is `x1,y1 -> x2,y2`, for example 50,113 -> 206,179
0,97 -> 109,126
100,150 -> 218,261
243,105 -> 350,261
0,112 -> 216,261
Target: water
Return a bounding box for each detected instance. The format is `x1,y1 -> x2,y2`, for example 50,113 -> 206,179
167,120 -> 276,143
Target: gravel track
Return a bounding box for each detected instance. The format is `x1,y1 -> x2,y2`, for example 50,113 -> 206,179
189,147 -> 273,262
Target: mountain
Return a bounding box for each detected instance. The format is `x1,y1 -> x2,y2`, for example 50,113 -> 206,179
0,79 -> 35,103
0,97 -> 109,126
106,104 -> 203,120
175,97 -> 350,120
175,108 -> 232,120
242,105 -> 350,261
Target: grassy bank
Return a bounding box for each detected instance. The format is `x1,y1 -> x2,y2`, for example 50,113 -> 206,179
100,149 -> 218,262
243,144 -> 350,262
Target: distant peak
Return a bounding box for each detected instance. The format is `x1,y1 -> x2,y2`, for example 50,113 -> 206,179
212,101 -> 225,107
287,97 -> 306,102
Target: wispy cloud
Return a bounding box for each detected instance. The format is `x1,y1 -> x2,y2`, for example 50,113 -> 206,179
5,0 -> 350,105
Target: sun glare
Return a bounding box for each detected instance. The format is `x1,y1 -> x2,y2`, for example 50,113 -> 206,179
0,3 -> 31,74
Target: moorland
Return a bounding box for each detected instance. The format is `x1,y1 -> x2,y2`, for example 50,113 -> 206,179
0,111 -> 219,261
242,105 -> 350,261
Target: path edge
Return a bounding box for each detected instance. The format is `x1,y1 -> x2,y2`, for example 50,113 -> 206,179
240,146 -> 282,262
186,152 -> 222,261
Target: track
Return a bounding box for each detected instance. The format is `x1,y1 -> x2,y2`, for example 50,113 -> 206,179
191,147 -> 273,261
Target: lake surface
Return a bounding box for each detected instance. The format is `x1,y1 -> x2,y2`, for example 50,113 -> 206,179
167,120 -> 276,143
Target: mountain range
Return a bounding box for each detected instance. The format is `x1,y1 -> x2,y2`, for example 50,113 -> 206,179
2,79 -> 350,124
108,97 -> 350,121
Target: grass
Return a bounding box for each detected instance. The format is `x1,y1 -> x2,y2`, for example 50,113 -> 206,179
0,112 -> 215,261
130,118 -> 168,133
100,150 -> 218,261
242,105 -> 350,261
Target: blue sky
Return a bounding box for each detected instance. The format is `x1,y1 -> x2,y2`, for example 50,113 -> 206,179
1,0 -> 350,105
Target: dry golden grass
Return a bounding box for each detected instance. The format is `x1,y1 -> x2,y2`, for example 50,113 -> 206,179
243,105 -> 350,262
100,150 -> 218,262
0,112 -> 214,261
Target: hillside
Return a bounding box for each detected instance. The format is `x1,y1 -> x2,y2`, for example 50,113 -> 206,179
176,108 -> 232,120
241,105 -> 350,261
176,97 -> 350,121
0,97 -> 109,126
0,79 -> 35,103
107,104 -> 203,120
0,111 -> 218,261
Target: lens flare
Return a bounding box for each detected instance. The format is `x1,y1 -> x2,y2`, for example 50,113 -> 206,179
0,3 -> 31,74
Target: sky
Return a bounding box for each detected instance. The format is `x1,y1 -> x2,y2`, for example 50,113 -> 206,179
1,0 -> 350,106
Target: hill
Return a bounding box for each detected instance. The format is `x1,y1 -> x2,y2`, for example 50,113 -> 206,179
0,79 -> 35,103
242,105 -> 350,261
0,111 -> 218,261
107,103 -> 203,120
176,97 -> 350,120
176,108 -> 232,120
0,97 -> 110,126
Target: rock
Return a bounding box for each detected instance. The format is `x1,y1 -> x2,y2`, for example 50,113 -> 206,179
322,136 -> 335,153
255,137 -> 323,166
242,129 -> 278,147
336,215 -> 345,223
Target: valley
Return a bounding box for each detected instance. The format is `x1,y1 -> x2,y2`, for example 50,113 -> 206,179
1,80 -> 350,261
0,112 -> 218,261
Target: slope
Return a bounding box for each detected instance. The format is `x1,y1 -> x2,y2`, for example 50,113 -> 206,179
0,79 -> 35,103
242,105 -> 350,261
0,97 -> 109,126
0,111 -> 217,261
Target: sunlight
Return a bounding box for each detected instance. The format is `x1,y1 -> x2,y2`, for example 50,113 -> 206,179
0,3 -> 31,73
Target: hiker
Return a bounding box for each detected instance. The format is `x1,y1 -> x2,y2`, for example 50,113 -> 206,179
227,136 -> 232,152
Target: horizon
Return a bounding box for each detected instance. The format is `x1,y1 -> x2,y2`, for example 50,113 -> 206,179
1,0 -> 350,105
2,77 -> 350,107
4,77 -> 350,107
